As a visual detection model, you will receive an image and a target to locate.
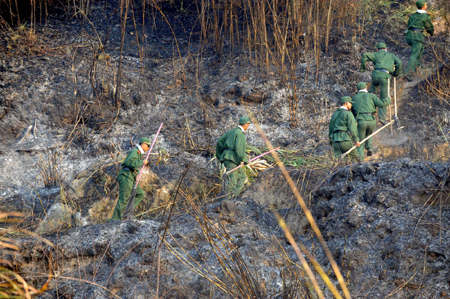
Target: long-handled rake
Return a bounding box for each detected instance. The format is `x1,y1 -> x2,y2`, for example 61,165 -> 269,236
226,147 -> 280,174
394,77 -> 401,128
218,147 -> 280,199
340,120 -> 394,160
388,78 -> 393,136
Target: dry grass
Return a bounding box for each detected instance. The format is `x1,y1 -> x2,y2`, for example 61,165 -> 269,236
0,17 -> 49,55
0,0 -> 407,130
88,197 -> 116,222
249,112 -> 352,298
37,149 -> 61,188
247,145 -> 335,170
424,63 -> 450,105
0,213 -> 54,298
424,44 -> 450,105
166,197 -> 316,298
422,0 -> 450,133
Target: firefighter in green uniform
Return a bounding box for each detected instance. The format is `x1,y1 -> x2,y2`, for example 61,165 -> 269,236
329,97 -> 361,162
216,117 -> 250,199
111,137 -> 151,220
351,82 -> 391,161
360,42 -> 402,125
405,0 -> 434,81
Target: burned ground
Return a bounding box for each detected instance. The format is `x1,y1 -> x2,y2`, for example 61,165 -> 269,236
10,160 -> 450,298
1,0 -> 450,298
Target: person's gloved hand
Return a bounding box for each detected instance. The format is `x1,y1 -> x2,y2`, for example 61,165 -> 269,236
218,161 -> 226,175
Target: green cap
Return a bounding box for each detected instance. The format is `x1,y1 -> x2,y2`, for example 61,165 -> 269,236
416,0 -> 426,8
376,42 -> 387,49
356,82 -> 367,90
139,137 -> 151,145
340,96 -> 353,104
239,117 -> 251,125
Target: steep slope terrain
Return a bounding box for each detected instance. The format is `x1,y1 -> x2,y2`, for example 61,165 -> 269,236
1,0 -> 449,298
12,161 -> 450,298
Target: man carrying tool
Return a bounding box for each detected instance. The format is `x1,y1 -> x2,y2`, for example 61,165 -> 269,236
360,42 -> 402,125
351,82 -> 391,161
216,117 -> 250,199
405,0 -> 434,81
111,137 -> 151,220
329,97 -> 361,162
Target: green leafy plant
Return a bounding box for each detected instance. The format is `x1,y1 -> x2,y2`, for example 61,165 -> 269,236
247,145 -> 334,169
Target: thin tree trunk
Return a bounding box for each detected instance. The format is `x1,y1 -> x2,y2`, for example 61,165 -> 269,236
115,0 -> 130,107
14,0 -> 20,27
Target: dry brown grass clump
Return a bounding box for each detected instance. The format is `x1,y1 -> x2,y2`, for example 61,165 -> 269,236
423,0 -> 450,105
0,17 -> 53,55
135,168 -> 173,216
0,213 -> 54,298
88,197 -> 115,223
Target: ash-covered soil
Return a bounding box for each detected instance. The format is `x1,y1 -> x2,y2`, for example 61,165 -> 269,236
11,160 -> 450,298
1,0 -> 448,203
1,0 -> 450,298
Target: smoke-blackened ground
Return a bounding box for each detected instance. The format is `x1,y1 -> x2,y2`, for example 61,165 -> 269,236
1,0 -> 450,298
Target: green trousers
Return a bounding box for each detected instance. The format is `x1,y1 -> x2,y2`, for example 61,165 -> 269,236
223,160 -> 247,199
370,70 -> 390,123
332,140 -> 360,162
405,39 -> 423,77
356,119 -> 377,161
111,174 -> 144,220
